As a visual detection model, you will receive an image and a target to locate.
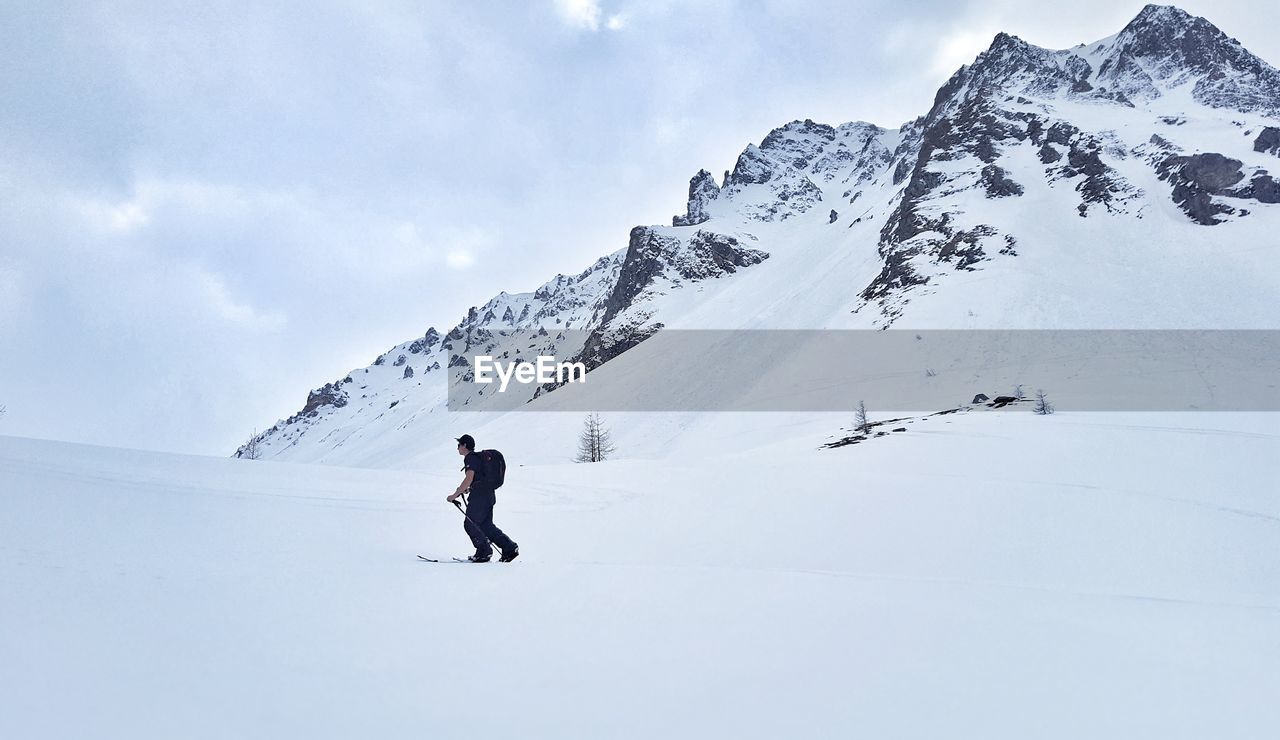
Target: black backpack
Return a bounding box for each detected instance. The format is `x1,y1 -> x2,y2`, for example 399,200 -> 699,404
476,449 -> 506,489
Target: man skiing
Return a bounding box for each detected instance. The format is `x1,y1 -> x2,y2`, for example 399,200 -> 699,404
447,434 -> 519,563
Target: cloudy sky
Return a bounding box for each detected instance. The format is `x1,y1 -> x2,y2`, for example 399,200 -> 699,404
2,0 -> 1276,455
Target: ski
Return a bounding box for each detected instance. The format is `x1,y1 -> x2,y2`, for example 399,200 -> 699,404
417,551 -> 516,563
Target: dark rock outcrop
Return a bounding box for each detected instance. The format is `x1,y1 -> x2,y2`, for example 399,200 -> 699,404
673,169 -> 720,226
595,227 -> 679,328
980,165 -> 1024,197
300,382 -> 348,417
725,145 -> 774,186
575,226 -> 768,370
938,225 -> 997,270
677,231 -> 769,280
1040,134 -> 1137,217
1156,152 -> 1246,224
408,328 -> 441,354
1242,173 -> 1280,203
1254,127 -> 1280,156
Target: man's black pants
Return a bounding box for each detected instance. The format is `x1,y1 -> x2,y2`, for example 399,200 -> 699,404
463,488 -> 517,557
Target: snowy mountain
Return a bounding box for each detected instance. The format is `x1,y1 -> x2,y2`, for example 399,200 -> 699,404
240,4 -> 1280,465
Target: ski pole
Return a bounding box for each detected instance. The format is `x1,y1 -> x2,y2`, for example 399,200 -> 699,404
452,498 -> 507,557
452,498 -> 507,558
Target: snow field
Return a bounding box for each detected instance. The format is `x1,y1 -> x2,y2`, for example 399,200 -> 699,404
3,410 -> 1278,738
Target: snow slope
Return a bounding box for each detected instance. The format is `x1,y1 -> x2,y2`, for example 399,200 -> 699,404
4,410 -> 1279,738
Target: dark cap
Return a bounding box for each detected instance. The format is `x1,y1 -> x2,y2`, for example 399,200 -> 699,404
455,434 -> 475,451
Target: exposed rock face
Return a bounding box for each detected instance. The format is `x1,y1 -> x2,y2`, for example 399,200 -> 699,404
938,225 -> 999,271
576,226 -> 770,370
673,169 -> 720,226
714,119 -> 890,222
862,96 -> 1031,315
1171,153 -> 1246,191
679,230 -> 768,279
1153,152 -> 1280,224
726,144 -> 775,186
408,328 -> 440,354
980,165 -> 1023,198
1038,143 -> 1063,163
301,382 -> 348,417
596,227 -> 767,326
1255,127 -> 1280,156
596,227 -> 682,328
1247,174 -> 1280,203
1058,138 -> 1138,217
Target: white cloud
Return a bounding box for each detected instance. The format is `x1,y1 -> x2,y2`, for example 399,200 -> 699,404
77,177 -> 253,235
437,224 -> 496,271
555,0 -> 602,30
554,0 -> 623,32
929,27 -> 1003,78
445,250 -> 475,269
79,195 -> 151,233
198,270 -> 286,331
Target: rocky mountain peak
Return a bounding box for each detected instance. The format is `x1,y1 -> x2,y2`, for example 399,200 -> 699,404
1122,3 -> 1198,38
985,31 -> 1030,55
1099,4 -> 1280,114
407,328 -> 441,354
760,119 -> 838,150
922,5 -> 1280,121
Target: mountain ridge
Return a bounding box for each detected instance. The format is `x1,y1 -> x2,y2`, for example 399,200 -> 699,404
238,4 -> 1280,463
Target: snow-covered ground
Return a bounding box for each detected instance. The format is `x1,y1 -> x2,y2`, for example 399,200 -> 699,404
3,409 -> 1278,738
